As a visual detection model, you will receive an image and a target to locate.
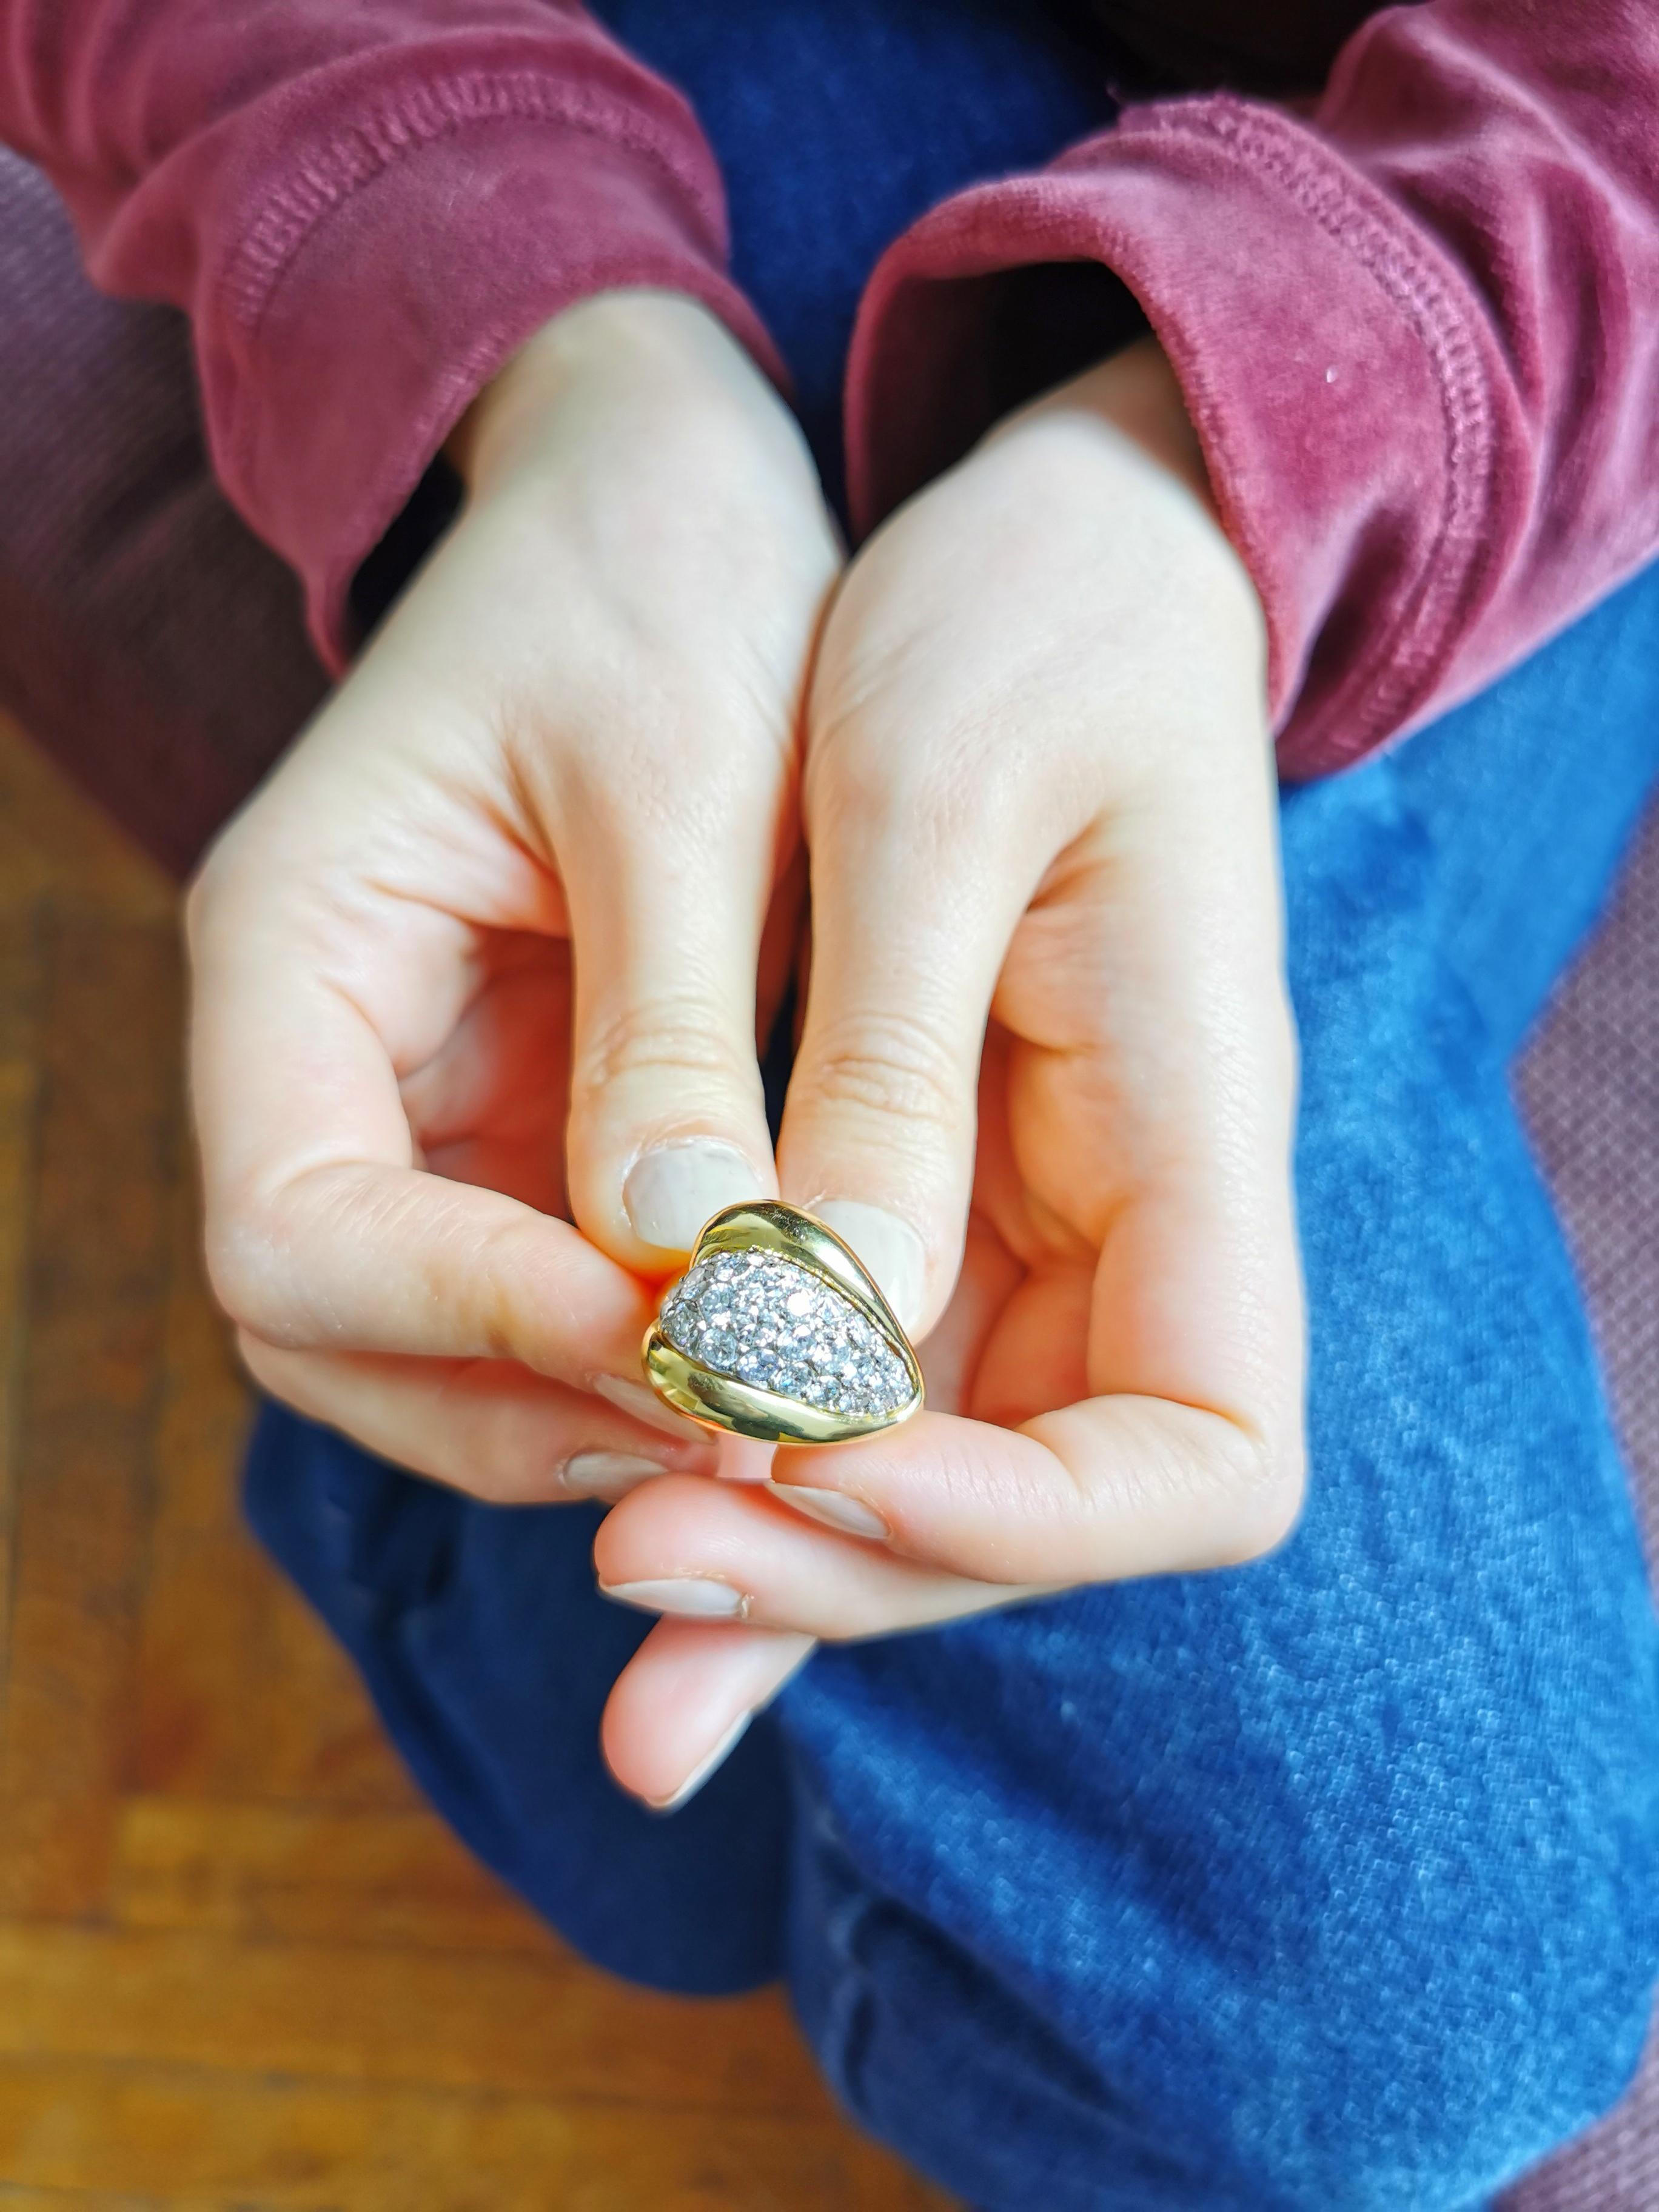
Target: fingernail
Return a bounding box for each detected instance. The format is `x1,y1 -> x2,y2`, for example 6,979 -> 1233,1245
813,1199 -> 927,1333
563,1451 -> 674,1499
601,1577 -> 746,1619
649,1711 -> 752,1814
765,1481 -> 888,1540
594,1373 -> 707,1443
625,1139 -> 759,1255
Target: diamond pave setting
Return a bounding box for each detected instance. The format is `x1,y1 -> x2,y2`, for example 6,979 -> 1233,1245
659,1248 -> 912,1421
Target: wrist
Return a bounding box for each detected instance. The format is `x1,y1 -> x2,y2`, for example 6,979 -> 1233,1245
987,336 -> 1216,522
447,289 -> 769,499
1038,337 -> 1215,516
999,337 -> 1264,679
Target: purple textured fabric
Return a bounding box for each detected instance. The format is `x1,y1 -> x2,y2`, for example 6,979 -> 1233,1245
0,145 -> 1653,2212
1500,807 -> 1659,2212
0,149 -> 325,874
1503,2013 -> 1659,2212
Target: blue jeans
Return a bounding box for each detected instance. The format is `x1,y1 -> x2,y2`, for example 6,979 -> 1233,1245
245,5 -> 1659,2205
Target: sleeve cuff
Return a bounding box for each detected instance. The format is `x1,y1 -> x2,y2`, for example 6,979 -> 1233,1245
186,64 -> 782,672
845,96 -> 1513,776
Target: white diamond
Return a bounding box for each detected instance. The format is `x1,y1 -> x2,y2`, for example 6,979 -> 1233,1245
660,1248 -> 910,1418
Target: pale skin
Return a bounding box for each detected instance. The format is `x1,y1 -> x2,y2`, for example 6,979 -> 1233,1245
188,289 -> 1306,1810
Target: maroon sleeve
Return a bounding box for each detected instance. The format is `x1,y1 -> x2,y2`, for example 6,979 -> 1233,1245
0,1 -> 777,669
845,1 -> 1659,777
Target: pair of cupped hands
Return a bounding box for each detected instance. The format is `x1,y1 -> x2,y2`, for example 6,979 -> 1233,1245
188,289 -> 1305,1810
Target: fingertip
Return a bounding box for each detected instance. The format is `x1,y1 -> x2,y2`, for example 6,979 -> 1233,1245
598,1617 -> 814,1808
646,1710 -> 754,1813
810,1197 -> 928,1333
622,1138 -> 767,1261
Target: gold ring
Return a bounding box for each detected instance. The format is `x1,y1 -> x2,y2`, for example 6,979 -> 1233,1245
643,1200 -> 924,1446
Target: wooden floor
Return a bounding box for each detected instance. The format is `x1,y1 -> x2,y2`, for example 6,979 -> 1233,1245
0,716 -> 950,2212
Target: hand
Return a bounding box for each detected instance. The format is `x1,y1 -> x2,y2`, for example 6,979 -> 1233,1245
187,291 -> 837,1799
595,338 -> 1306,1760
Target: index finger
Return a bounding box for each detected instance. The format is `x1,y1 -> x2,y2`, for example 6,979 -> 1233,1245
189,877 -> 653,1394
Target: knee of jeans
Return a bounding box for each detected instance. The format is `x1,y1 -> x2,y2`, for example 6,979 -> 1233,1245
798,1823 -> 1658,2212
1180,1860 -> 1659,2210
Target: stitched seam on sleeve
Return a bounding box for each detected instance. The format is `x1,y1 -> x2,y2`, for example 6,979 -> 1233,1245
300,243 -> 760,666
220,68 -> 717,340
1097,101 -> 1501,762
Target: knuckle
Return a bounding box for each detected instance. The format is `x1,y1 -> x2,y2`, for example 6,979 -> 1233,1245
814,725 -> 993,855
574,991 -> 754,1107
1213,1421 -> 1307,1563
454,1212 -> 561,1362
204,1164 -> 372,1350
204,1202 -> 298,1342
802,1009 -> 968,1139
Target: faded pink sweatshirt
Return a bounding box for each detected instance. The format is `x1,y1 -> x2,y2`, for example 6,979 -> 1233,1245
4,2 -> 1658,775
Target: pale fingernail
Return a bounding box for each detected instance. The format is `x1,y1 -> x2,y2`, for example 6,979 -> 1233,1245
813,1199 -> 927,1332
594,1373 -> 707,1443
625,1139 -> 759,1255
765,1481 -> 888,1539
563,1451 -> 674,1499
649,1711 -> 752,1814
601,1577 -> 746,1620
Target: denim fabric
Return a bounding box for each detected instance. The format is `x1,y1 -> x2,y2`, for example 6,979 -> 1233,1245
244,4 -> 1659,2204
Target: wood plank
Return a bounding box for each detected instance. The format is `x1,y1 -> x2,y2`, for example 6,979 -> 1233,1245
133,1105 -> 411,1810
0,714 -> 172,922
148,1164 -> 248,1545
0,2063 -> 951,2211
0,907 -> 41,1713
132,1526 -> 418,1809
0,1923 -> 833,2114
0,913 -> 180,1917
244,1570 -> 420,1810
129,1160 -> 267,1801
132,1158 -> 407,1806
111,1797 -> 545,1956
0,2191 -> 253,2211
128,1535 -> 271,1800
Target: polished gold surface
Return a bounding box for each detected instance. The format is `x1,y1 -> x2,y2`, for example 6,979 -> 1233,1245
643,1200 -> 924,1446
